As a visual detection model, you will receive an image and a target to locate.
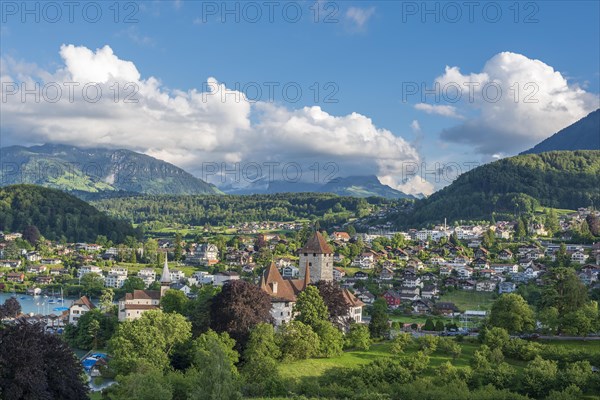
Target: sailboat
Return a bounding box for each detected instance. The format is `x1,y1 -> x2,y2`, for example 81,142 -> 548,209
48,289 -> 57,304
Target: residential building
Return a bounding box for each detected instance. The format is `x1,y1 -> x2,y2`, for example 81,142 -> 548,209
69,296 -> 96,325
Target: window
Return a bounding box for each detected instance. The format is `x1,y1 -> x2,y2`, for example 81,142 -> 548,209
304,253 -> 308,256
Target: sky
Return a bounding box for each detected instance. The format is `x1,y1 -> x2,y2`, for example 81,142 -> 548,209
1,0 -> 599,195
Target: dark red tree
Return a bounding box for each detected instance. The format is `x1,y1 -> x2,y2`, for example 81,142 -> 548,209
316,280 -> 350,328
0,297 -> 22,318
209,280 -> 272,349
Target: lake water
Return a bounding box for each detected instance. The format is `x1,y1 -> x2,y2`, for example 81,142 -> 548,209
0,292 -> 91,315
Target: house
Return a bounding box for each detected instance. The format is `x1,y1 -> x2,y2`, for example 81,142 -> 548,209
498,249 -> 514,261
407,258 -> 424,270
571,251 -> 589,265
213,271 -> 240,286
457,267 -> 473,279
411,299 -> 434,314
354,271 -> 369,280
435,302 -> 459,316
353,252 -> 375,269
379,267 -> 395,281
26,265 -> 47,274
403,274 -> 422,288
332,231 -> 351,242
189,243 -> 220,266
440,266 -> 453,276
41,258 -> 62,265
35,276 -> 53,285
138,268 -> 157,287
382,290 -> 402,309
26,287 -> 42,296
333,267 -> 346,281
26,252 -> 42,262
356,291 -> 375,305
105,273 -> 127,289
69,296 -> 96,325
473,257 -> 490,269
6,272 -> 24,282
519,259 -> 534,268
260,262 -> 310,326
282,265 -> 300,279
0,260 -> 21,268
78,265 -> 102,278
476,280 -> 497,292
474,248 -> 490,259
421,285 -> 439,299
492,264 -> 518,274
171,282 -> 192,296
498,282 -> 517,294
524,265 -> 541,279
342,289 -> 365,323
169,269 -> 186,282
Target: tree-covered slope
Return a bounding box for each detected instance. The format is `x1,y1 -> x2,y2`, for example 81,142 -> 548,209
403,151 -> 600,225
521,109 -> 600,154
0,144 -> 221,195
0,185 -> 139,243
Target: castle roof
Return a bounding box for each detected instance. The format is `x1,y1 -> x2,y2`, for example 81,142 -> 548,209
160,257 -> 171,284
260,262 -> 308,302
299,231 -> 333,254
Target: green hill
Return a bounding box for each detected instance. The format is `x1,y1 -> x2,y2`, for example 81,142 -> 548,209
0,144 -> 221,195
403,150 -> 600,226
0,185 -> 139,243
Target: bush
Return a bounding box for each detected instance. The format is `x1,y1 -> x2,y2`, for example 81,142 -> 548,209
416,335 -> 439,354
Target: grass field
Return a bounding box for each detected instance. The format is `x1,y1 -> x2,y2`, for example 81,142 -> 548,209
438,291 -> 497,311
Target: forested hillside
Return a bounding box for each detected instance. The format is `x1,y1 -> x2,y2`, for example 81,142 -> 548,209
401,151 -> 600,226
91,193 -> 406,228
0,185 -> 140,243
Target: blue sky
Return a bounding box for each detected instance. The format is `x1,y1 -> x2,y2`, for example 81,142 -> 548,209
1,1 -> 599,194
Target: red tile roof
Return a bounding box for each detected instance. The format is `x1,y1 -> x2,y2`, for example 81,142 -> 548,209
299,232 -> 333,254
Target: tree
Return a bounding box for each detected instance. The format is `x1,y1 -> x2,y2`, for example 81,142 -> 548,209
293,285 -> 329,328
560,360 -> 592,391
416,335 -> 439,354
0,297 -> 22,318
541,267 -> 588,315
276,321 -> 320,361
434,320 -> 445,332
22,225 -> 41,245
522,356 -> 558,398
313,320 -> 344,358
390,332 -> 413,354
109,310 -> 192,375
187,285 -> 220,336
88,319 -> 101,350
99,288 -> 115,312
80,272 -> 105,297
242,324 -> 283,397
545,209 -> 560,236
516,219 -> 526,239
66,308 -> 117,350
107,366 -> 173,400
161,289 -> 189,315
143,238 -> 159,264
315,280 -> 350,327
0,320 -> 88,400
481,327 -> 509,350
174,233 -> 183,261
122,276 -> 147,293
488,294 -> 535,333
344,323 -> 371,350
210,280 -> 272,349
438,337 -> 462,359
423,318 -> 435,331
369,298 -> 389,339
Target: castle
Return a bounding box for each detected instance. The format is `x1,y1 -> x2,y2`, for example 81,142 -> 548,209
298,231 -> 334,283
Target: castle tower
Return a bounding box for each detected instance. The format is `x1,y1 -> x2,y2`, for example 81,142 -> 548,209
160,256 -> 171,298
298,231 -> 333,283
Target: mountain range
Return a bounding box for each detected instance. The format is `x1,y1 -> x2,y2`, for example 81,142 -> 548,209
0,144 -> 221,195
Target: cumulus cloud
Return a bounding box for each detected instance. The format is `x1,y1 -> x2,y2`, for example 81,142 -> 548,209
429,52 -> 598,155
0,44 -> 428,195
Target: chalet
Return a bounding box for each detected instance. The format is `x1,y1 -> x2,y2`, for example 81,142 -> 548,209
498,281 -> 517,294
478,269 -> 494,279
524,265 -> 542,279
171,282 -> 192,296
474,248 -> 490,259
435,302 -> 459,315
26,252 -> 42,262
525,249 -> 544,260
518,245 -> 539,258
429,256 -> 446,265
411,299 -> 434,314
356,291 -> 375,305
342,289 -> 365,323
379,267 -> 395,281
407,258 -> 424,270
461,280 -> 476,291
457,267 -> 473,279
472,257 -> 489,269
571,251 -> 589,265
492,264 -> 518,274
422,272 -> 438,283
395,249 -> 410,261
440,266 -> 453,276
6,272 -> 24,283
354,271 -> 369,280
403,274 -> 422,288
382,290 -> 402,309
0,260 -> 21,268
498,249 -> 514,261
421,285 -> 439,299
69,296 -> 96,325
519,259 -> 534,268
41,258 -> 62,265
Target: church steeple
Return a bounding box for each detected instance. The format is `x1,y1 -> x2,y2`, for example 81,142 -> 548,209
160,256 -> 171,297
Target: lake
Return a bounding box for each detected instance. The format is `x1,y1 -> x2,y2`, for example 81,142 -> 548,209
0,292 -> 96,315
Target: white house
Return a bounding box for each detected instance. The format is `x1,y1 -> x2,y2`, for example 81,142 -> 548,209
498,282 -> 517,294
138,268 -> 157,287
68,296 -> 96,325
213,271 -> 240,286
105,273 -> 127,288
78,265 -> 102,278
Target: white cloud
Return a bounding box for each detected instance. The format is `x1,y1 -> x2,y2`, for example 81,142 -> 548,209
410,120 -> 421,133
415,103 -> 464,119
345,7 -> 375,31
0,44 -> 428,195
431,52 -> 598,154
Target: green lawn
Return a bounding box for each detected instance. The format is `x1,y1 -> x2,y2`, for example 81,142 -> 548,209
540,339 -> 600,353
439,291 -> 496,311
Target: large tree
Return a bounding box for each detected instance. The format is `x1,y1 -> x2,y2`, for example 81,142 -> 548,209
541,267 -> 588,315
315,280 -> 350,327
109,310 -> 191,374
210,280 -> 272,349
293,285 -> 329,328
0,320 -> 88,400
161,289 -> 190,315
488,294 -> 535,334
0,297 -> 22,318
369,298 -> 390,339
